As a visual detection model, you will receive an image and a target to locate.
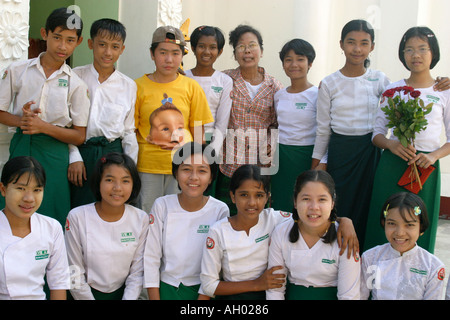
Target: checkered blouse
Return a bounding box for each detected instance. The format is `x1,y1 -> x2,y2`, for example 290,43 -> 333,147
219,67 -> 283,177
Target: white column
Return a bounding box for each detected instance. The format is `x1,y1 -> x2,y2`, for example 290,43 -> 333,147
0,0 -> 30,173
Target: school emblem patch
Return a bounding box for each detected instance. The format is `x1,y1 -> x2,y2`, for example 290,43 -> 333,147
206,237 -> 215,249
1,70 -> 7,80
149,214 -> 154,225
65,219 -> 70,231
438,268 -> 445,281
279,211 -> 291,218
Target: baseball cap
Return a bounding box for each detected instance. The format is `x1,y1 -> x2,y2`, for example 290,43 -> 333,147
152,26 -> 186,46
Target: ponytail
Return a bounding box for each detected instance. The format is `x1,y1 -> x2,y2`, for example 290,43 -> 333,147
288,208 -> 300,243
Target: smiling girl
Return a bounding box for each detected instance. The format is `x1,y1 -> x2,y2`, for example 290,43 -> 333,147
185,26 -> 232,155
144,142 -> 229,300
364,27 -> 450,253
0,156 -> 69,300
271,38 -> 320,212
312,20 -> 390,249
65,152 -> 149,300
361,192 -> 445,300
266,170 -> 360,300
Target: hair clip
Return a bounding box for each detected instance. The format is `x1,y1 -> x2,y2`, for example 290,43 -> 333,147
198,25 -> 206,31
426,34 -> 435,38
414,206 -> 422,216
101,157 -> 106,163
383,204 -> 390,217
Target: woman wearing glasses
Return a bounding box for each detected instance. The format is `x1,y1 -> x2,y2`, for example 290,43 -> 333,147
215,25 -> 283,215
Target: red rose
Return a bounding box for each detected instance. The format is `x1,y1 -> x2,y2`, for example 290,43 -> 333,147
410,90 -> 421,98
402,86 -> 414,93
382,89 -> 396,98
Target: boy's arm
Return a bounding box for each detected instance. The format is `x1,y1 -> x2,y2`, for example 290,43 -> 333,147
21,101 -> 86,145
0,110 -> 21,127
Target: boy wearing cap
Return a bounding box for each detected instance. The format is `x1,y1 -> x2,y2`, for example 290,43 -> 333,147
134,26 -> 213,213
0,7 -> 90,227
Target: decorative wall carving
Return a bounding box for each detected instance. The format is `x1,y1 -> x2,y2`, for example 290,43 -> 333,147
158,0 -> 183,27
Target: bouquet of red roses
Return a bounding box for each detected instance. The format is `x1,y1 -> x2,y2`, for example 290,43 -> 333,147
380,85 -> 433,192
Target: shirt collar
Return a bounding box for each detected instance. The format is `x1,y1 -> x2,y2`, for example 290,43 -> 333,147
32,52 -> 72,77
89,63 -> 118,83
388,243 -> 419,257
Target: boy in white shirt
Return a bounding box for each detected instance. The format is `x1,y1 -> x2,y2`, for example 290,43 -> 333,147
0,7 -> 90,227
69,18 -> 138,208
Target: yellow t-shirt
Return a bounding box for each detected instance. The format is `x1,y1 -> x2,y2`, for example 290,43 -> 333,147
134,74 -> 214,174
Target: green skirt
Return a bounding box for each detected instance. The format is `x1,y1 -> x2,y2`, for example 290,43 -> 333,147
70,137 -> 122,208
270,144 -> 313,212
0,129 -> 70,227
159,281 -> 200,300
327,131 -> 381,248
286,282 -> 338,300
363,149 -> 441,253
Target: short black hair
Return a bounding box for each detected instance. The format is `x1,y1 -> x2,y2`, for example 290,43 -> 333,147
45,7 -> 83,38
90,152 -> 141,206
172,142 -> 218,193
229,25 -> 263,53
279,38 -> 316,64
190,26 -> 226,51
398,26 -> 440,70
380,192 -> 429,233
1,156 -> 46,188
229,164 -> 270,195
90,18 -> 126,42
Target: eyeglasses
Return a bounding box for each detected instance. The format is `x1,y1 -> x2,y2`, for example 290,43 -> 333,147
403,47 -> 431,56
235,42 -> 259,53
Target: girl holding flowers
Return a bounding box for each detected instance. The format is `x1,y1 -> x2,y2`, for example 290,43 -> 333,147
364,27 -> 450,253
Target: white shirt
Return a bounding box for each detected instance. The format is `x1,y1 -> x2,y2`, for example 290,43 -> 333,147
185,70 -> 232,136
274,86 -> 318,146
144,194 -> 229,289
266,221 -> 360,300
0,53 -> 90,128
372,79 -> 450,152
0,212 -> 70,300
313,69 -> 390,160
65,203 -> 149,300
185,70 -> 232,154
361,243 -> 446,300
446,276 -> 450,300
200,208 -> 292,297
70,64 -> 138,163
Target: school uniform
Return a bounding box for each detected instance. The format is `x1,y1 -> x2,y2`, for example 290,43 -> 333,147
64,203 -> 149,300
364,80 -> 450,253
313,69 -> 390,247
271,86 -> 318,212
185,70 -> 233,198
0,53 -> 90,226
0,211 -> 70,300
185,70 -> 232,149
70,64 -> 138,208
361,243 -> 445,300
200,208 -> 292,299
144,194 -> 229,299
266,221 -> 360,300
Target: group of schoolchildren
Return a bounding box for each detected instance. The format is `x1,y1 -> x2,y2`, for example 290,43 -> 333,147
0,7 -> 449,300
